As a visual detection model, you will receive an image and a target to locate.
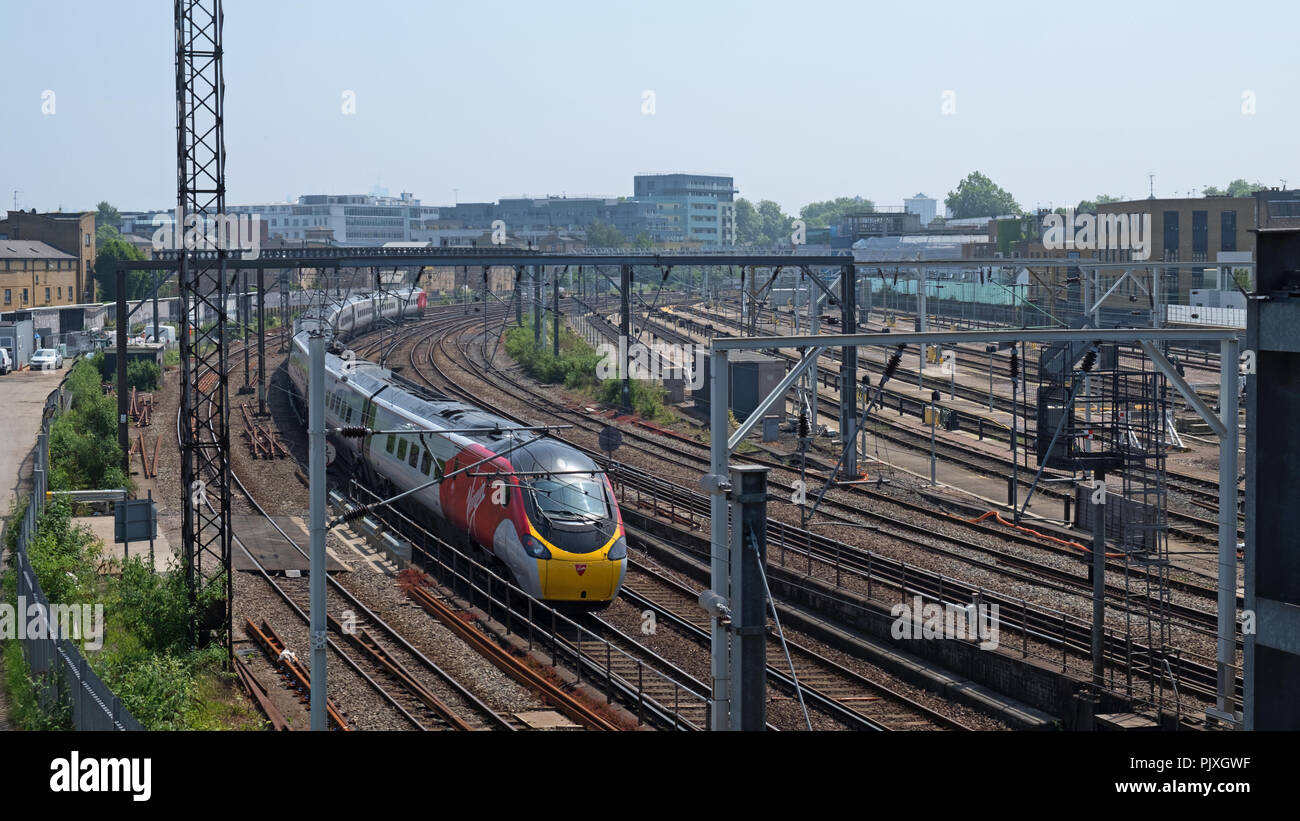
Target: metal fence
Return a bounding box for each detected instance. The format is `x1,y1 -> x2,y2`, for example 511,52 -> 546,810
9,375 -> 142,730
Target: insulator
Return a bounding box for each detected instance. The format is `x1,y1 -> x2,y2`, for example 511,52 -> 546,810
1010,348 -> 1020,379
337,426 -> 371,438
798,412 -> 810,439
340,505 -> 372,523
881,346 -> 904,382
1080,349 -> 1097,372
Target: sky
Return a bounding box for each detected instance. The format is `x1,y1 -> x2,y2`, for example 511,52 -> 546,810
1,0 -> 1297,217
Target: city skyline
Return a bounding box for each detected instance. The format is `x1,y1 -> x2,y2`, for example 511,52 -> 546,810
2,0 -> 1296,217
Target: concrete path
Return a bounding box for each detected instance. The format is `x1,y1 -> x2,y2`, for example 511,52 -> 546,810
0,364 -> 67,731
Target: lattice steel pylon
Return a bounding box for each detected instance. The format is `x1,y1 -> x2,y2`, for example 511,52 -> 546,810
176,0 -> 232,655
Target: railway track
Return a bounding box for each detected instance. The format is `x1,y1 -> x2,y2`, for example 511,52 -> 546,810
579,306 -> 1235,618
340,297 -> 1236,720
194,325 -> 623,731
384,309 -> 987,729
682,301 -> 1246,510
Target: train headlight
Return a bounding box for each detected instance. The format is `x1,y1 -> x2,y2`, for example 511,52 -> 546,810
607,536 -> 628,560
523,534 -> 551,560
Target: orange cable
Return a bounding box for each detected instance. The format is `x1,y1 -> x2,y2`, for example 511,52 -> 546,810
957,510 -> 1124,558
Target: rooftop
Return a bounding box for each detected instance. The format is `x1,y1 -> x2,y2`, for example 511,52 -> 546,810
0,240 -> 77,260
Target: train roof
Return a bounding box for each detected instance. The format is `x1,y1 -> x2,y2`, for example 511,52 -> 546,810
354,370 -> 534,453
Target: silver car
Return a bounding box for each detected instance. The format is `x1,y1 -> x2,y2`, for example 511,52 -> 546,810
30,348 -> 64,370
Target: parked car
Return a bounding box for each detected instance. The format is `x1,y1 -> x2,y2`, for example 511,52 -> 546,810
30,348 -> 64,370
0,348 -> 11,375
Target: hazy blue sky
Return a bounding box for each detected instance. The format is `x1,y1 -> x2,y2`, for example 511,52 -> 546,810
2,0 -> 1296,216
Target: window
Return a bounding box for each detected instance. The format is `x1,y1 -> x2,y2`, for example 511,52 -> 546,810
21,288 -> 27,304
408,444 -> 420,468
57,287 -> 62,299
396,438 -> 408,460
3,289 -> 9,304
1222,211 -> 1238,252
385,434 -> 395,454
1163,211 -> 1179,259
421,451 -> 432,475
1192,211 -> 1208,257
45,287 -> 50,303
84,233 -> 90,247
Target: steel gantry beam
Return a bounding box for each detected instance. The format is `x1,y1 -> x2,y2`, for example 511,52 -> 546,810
176,0 -> 232,654
705,325 -> 1242,729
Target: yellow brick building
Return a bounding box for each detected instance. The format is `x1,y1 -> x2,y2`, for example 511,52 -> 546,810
0,240 -> 80,309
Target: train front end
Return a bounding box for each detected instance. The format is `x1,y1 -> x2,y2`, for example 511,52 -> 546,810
512,440 -> 626,605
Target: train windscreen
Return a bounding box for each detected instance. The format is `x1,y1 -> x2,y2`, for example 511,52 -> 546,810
529,475 -> 608,521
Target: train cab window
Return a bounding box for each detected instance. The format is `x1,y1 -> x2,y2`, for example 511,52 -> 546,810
408,445 -> 420,469
386,434 -> 395,454
420,452 -> 432,476
396,439 -> 408,461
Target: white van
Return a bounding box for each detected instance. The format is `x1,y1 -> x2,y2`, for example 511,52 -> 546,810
139,324 -> 178,345
0,348 -> 11,375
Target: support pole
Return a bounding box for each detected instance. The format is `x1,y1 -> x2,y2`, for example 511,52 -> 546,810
257,268 -> 266,415
553,265 -> 561,357
308,332 -> 327,731
116,268 -> 129,470
515,266 -> 523,328
241,270 -> 250,389
620,264 -> 632,409
916,268 -> 927,387
1216,336 -> 1240,715
729,464 -> 768,731
1092,469 -> 1106,687
839,263 -> 858,477
152,272 -> 160,348
707,347 -> 731,730
533,265 -> 541,345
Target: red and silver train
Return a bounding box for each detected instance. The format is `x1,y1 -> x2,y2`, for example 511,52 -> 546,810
287,289 -> 627,605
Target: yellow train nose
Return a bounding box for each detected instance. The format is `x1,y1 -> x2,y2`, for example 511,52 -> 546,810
540,558 -> 623,601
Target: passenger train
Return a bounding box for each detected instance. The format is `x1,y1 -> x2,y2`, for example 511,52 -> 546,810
287,288 -> 627,605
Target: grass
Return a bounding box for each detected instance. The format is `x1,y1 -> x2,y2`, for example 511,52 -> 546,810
504,318 -> 675,422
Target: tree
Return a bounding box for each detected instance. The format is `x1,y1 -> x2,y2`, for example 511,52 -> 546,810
756,200 -> 793,245
1226,179 -> 1263,198
631,232 -> 654,250
584,220 -> 626,247
1075,194 -> 1123,214
799,197 -> 874,229
96,201 -> 120,231
735,198 -> 761,244
945,172 -> 1021,219
96,223 -> 123,245
95,238 -> 149,301
1204,180 -> 1264,197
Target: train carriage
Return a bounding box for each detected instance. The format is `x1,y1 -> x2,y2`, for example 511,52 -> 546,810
287,288 -> 626,604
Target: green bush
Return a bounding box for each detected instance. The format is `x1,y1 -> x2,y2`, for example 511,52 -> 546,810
505,320 -> 674,420
49,359 -> 128,492
598,377 -> 668,419
24,498 -> 100,605
504,320 -> 603,391
127,360 -> 160,392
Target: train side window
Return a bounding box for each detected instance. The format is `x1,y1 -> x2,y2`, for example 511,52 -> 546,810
386,434 -> 395,454
434,459 -> 444,480
420,452 -> 432,475
396,438 -> 408,460
408,445 -> 420,469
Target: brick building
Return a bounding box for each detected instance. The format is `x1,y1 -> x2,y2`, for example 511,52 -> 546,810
0,211 -> 95,302
0,240 -> 81,309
